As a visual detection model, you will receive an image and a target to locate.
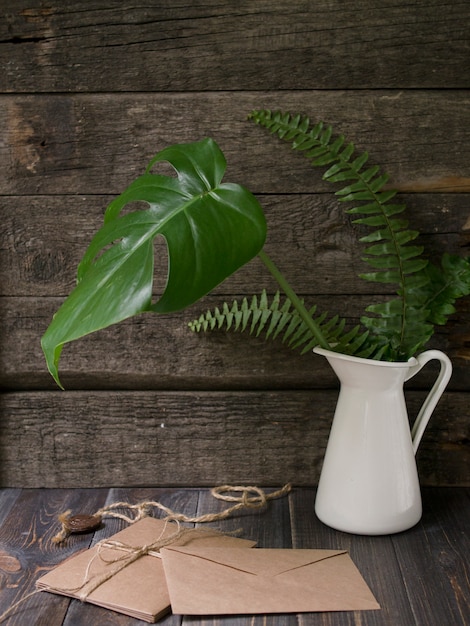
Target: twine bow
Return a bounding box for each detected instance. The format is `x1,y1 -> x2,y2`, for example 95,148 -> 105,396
54,484 -> 292,602
0,484 -> 291,623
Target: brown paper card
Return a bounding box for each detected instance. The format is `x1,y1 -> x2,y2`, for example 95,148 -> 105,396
36,517 -> 256,622
161,546 -> 380,615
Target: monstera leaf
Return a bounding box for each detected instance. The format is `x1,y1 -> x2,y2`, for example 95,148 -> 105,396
42,138 -> 267,387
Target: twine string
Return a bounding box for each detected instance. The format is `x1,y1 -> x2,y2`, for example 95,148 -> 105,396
52,483 -> 291,543
0,483 -> 291,622
75,520 -> 188,602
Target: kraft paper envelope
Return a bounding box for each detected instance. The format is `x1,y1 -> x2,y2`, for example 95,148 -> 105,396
36,517 -> 256,623
161,546 -> 380,615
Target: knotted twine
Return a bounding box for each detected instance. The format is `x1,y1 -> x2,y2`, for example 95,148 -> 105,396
0,483 -> 291,623
52,483 -> 291,542
70,522 -> 218,602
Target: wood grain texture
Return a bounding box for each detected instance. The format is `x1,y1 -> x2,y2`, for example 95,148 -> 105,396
1,487 -> 468,625
0,488 -> 110,625
1,193 -> 468,297
0,390 -> 467,488
1,1 -> 469,92
0,1 -> 468,489
391,488 -> 470,625
1,294 -> 468,392
1,92 -> 469,195
0,489 -> 20,526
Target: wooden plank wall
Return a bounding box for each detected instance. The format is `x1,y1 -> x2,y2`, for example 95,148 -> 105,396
0,1 -> 468,487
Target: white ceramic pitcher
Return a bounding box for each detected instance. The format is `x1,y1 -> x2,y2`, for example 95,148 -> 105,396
313,346 -> 452,535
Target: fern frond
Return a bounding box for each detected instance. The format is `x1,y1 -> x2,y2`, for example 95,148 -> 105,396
189,290 -> 388,359
412,254 -> 470,326
188,111 -> 469,361
247,109 -> 442,360
189,290 -> 320,353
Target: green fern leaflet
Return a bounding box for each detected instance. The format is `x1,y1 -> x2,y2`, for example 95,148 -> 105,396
190,110 -> 470,361
189,290 -> 382,358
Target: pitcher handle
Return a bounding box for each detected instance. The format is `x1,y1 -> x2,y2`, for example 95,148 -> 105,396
405,350 -> 453,454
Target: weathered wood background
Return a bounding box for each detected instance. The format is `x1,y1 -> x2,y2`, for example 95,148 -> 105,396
0,1 -> 468,487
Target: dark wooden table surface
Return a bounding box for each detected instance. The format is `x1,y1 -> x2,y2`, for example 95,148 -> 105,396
0,486 -> 468,625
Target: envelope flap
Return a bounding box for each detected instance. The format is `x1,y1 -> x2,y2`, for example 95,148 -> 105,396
162,547 -> 347,577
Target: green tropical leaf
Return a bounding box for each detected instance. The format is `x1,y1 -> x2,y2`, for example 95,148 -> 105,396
43,111 -> 470,387
41,138 -> 267,387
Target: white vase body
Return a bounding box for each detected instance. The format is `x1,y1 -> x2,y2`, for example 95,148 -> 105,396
313,347 -> 452,535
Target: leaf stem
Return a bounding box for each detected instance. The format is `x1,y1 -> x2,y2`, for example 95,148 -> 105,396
257,250 -> 331,350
